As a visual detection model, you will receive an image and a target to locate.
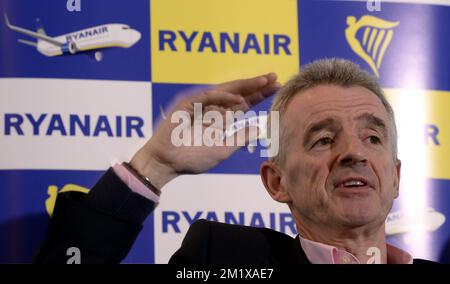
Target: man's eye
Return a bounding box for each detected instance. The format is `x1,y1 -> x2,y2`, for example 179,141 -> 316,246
314,137 -> 334,147
367,136 -> 381,144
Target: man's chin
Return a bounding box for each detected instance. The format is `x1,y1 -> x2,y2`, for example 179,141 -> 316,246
338,215 -> 379,228
332,204 -> 381,228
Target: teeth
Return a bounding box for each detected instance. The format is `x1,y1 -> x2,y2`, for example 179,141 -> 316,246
343,180 -> 365,187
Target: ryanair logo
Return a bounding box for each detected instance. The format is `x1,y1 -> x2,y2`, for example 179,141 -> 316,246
158,30 -> 292,55
345,15 -> 399,77
151,0 -> 299,84
65,26 -> 108,42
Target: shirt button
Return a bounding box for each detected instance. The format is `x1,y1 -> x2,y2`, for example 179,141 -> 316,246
342,255 -> 351,264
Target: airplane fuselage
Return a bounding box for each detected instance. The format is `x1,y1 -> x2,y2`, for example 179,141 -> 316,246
37,24 -> 141,57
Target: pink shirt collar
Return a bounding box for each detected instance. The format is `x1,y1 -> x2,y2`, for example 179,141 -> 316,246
299,236 -> 413,264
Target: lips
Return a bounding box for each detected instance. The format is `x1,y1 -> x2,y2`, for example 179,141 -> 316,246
334,177 -> 373,190
342,180 -> 366,187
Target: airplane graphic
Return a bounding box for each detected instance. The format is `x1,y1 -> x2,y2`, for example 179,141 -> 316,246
4,13 -> 141,62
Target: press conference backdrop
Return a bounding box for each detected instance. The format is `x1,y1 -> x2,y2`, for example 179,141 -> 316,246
0,0 -> 449,263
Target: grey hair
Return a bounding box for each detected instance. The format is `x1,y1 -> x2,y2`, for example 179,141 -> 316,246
269,58 -> 398,164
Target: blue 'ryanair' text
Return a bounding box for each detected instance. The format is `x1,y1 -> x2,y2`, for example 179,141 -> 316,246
3,113 -> 145,138
162,211 -> 297,235
159,30 -> 292,55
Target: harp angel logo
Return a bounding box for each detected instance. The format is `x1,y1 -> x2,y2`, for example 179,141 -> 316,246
345,15 -> 399,77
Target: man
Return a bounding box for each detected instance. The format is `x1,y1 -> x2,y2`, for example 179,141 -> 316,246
35,58 -> 435,264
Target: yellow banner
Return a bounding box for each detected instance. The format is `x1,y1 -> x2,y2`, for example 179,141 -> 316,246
151,0 -> 299,84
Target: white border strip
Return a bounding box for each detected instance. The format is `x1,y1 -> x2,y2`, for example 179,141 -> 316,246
334,0 -> 450,7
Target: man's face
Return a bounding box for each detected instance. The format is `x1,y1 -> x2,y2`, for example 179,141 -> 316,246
279,84 -> 400,230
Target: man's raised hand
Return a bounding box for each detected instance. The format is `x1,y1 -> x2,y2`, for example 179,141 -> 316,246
129,73 -> 281,190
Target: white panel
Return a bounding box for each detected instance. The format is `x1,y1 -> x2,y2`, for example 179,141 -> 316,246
0,78 -> 152,170
153,174 -> 295,264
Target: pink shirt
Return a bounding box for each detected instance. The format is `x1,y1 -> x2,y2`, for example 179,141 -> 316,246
299,236 -> 413,264
113,163 -> 160,203
113,163 -> 413,264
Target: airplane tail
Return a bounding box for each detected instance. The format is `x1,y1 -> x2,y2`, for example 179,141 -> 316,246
3,13 -> 36,47
4,13 -> 62,47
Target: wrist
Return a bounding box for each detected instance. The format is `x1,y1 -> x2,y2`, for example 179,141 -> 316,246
129,149 -> 177,190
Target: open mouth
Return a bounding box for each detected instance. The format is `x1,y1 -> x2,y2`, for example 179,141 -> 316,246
334,178 -> 372,191
340,180 -> 367,187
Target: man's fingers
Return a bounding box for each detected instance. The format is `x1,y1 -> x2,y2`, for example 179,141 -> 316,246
231,81 -> 282,112
171,74 -> 281,123
245,82 -> 282,106
215,73 -> 278,95
194,90 -> 244,107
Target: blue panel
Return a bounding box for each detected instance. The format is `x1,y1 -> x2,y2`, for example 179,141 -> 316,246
0,0 -> 150,81
0,169 -> 154,263
299,0 -> 450,91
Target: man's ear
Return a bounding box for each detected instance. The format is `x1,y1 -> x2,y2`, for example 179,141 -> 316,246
393,159 -> 401,199
260,160 -> 292,203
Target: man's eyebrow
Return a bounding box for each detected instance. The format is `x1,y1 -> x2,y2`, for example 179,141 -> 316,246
303,118 -> 339,147
356,113 -> 388,136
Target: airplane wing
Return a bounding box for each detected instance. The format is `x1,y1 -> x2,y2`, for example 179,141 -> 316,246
4,13 -> 64,46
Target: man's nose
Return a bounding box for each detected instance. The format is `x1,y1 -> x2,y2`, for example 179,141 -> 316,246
336,135 -> 367,167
